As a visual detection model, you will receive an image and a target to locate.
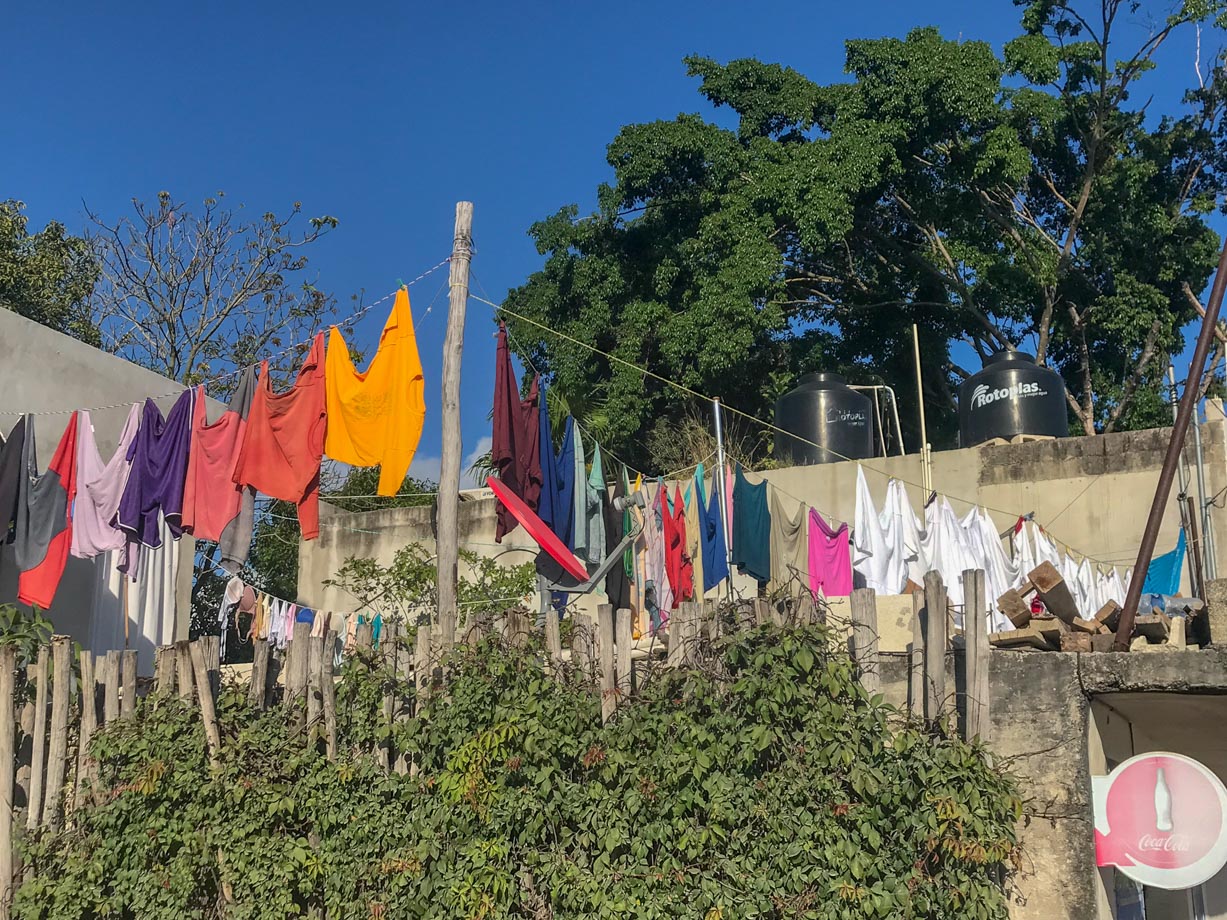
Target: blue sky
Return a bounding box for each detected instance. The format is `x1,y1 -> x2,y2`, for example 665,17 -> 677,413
2,1 -> 1218,480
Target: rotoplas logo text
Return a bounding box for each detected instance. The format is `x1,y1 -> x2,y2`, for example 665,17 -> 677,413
972,381 -> 1043,409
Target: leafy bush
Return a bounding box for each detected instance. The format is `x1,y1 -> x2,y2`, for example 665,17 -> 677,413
14,625 -> 1020,919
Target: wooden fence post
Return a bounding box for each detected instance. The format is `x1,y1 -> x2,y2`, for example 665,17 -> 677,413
544,609 -> 563,676
286,624 -> 310,703
154,646 -> 175,696
379,621 -> 398,769
849,588 -> 880,695
76,650 -> 98,805
44,636 -> 71,831
175,641 -> 194,701
248,639 -> 269,710
616,608 -> 633,700
307,635 -> 324,744
667,610 -> 684,670
572,612 -> 595,681
909,592 -> 925,718
321,631 -> 338,762
16,676 -> 35,827
0,645 -> 16,914
188,642 -> 222,767
962,569 -> 991,743
922,571 -> 948,727
598,605 -> 616,724
121,650 -> 137,720
25,646 -> 47,830
103,651 -> 120,725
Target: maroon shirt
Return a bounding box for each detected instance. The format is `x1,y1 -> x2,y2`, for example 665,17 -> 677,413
492,323 -> 542,541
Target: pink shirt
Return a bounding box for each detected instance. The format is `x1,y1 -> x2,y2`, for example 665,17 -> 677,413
71,404 -> 140,559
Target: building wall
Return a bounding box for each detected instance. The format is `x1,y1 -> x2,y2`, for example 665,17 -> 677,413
298,417 -> 1227,632
876,646 -> 1227,920
0,308 -> 195,660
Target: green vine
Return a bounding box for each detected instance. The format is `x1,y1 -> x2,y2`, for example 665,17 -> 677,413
14,625 -> 1021,919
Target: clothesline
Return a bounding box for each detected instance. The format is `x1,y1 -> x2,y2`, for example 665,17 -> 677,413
2,256 -> 452,417
470,291 -> 1113,567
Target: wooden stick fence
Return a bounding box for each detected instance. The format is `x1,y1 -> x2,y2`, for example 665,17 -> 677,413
0,568 -> 992,915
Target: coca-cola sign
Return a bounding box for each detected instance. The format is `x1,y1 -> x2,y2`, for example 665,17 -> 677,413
1093,752 -> 1227,890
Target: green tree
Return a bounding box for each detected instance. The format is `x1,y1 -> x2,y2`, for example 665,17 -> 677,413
0,200 -> 99,342
505,0 -> 1227,467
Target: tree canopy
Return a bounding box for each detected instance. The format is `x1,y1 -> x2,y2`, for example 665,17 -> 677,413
504,0 -> 1227,467
0,200 -> 99,344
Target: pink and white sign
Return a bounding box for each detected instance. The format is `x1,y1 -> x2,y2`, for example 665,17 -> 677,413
1093,752 -> 1227,890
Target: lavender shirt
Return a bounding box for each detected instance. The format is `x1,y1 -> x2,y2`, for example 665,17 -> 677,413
115,390 -> 193,548
71,403 -> 141,559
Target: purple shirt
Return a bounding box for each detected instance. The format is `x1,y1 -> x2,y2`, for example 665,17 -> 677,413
115,390 -> 193,548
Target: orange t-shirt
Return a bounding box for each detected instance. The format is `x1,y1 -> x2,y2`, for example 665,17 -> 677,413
324,288 -> 425,495
233,334 -> 327,539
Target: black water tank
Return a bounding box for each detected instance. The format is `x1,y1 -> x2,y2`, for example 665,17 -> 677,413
958,349 -> 1069,447
774,373 -> 873,465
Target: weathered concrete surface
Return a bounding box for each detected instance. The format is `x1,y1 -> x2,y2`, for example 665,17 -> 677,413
0,308 -> 195,657
880,648 -> 1227,920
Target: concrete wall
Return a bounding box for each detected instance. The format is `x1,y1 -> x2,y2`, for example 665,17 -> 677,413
876,646 -> 1227,920
298,417 -> 1227,630
0,308 -> 195,657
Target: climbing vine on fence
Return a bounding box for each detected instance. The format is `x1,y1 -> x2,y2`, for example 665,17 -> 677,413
14,624 -> 1021,920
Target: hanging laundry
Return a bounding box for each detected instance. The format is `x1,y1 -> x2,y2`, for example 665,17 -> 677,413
536,383 -> 562,536
1142,531 -> 1185,596
571,424 -> 591,560
699,472 -> 729,592
72,404 -> 140,559
683,474 -> 704,599
643,482 -> 673,630
769,491 -> 807,594
325,288 -> 426,496
554,417 -> 577,548
219,576 -> 244,663
731,466 -> 771,585
11,417 -> 66,574
0,417 -> 25,544
491,323 -> 542,541
852,466 -> 895,594
183,366 -> 257,553
808,508 -> 852,598
17,414 -> 78,609
604,467 -> 631,609
662,484 -> 693,608
233,334 -> 327,540
578,443 -> 606,566
117,390 -> 194,548
632,472 -> 649,637
94,516 -> 180,674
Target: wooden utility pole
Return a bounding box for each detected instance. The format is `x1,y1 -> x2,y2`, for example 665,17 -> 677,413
437,201 -> 474,654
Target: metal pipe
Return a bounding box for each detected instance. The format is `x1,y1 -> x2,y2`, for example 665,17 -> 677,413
872,387 -> 887,457
1117,239 -> 1227,648
912,324 -> 932,494
847,385 -> 908,455
1186,495 -> 1206,601
886,386 -> 906,456
1168,364 -> 1198,595
1192,400 -> 1217,580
